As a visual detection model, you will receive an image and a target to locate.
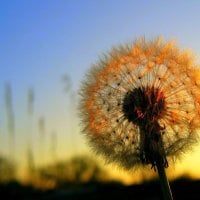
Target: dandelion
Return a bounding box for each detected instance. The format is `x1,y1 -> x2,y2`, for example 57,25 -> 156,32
79,37 -> 200,199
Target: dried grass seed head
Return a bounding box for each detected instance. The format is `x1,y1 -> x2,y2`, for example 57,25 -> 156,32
79,37 -> 200,169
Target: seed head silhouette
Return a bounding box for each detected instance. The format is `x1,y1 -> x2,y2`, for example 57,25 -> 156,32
79,37 -> 200,170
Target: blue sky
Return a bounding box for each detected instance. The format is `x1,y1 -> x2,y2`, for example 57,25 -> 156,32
1,0 -> 200,181
1,1 -> 200,94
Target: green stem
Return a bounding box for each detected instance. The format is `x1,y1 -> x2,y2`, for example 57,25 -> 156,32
156,161 -> 173,200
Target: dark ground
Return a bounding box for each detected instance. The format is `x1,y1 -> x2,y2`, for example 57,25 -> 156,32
0,178 -> 199,200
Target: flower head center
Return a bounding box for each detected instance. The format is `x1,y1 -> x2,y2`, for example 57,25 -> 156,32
122,86 -> 166,126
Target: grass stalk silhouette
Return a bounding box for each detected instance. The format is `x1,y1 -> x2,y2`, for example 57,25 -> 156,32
4,82 -> 15,162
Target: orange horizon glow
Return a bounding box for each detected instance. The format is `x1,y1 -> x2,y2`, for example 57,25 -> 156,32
11,134 -> 200,188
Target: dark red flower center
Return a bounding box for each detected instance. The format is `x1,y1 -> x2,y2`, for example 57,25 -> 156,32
122,86 -> 166,126
122,86 -> 168,168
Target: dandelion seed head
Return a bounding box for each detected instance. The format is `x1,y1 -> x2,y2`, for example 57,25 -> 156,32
79,37 -> 200,169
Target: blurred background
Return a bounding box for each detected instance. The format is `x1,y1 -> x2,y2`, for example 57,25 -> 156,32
1,0 -> 200,199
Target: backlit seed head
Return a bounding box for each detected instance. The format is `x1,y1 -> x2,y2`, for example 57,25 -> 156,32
79,37 -> 200,169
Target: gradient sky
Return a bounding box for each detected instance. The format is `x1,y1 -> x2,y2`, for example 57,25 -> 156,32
1,0 -> 200,183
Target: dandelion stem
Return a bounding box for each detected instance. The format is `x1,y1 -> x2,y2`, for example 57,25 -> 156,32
156,161 -> 173,200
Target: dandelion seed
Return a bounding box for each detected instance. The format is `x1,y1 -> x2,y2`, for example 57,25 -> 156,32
79,37 -> 200,199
